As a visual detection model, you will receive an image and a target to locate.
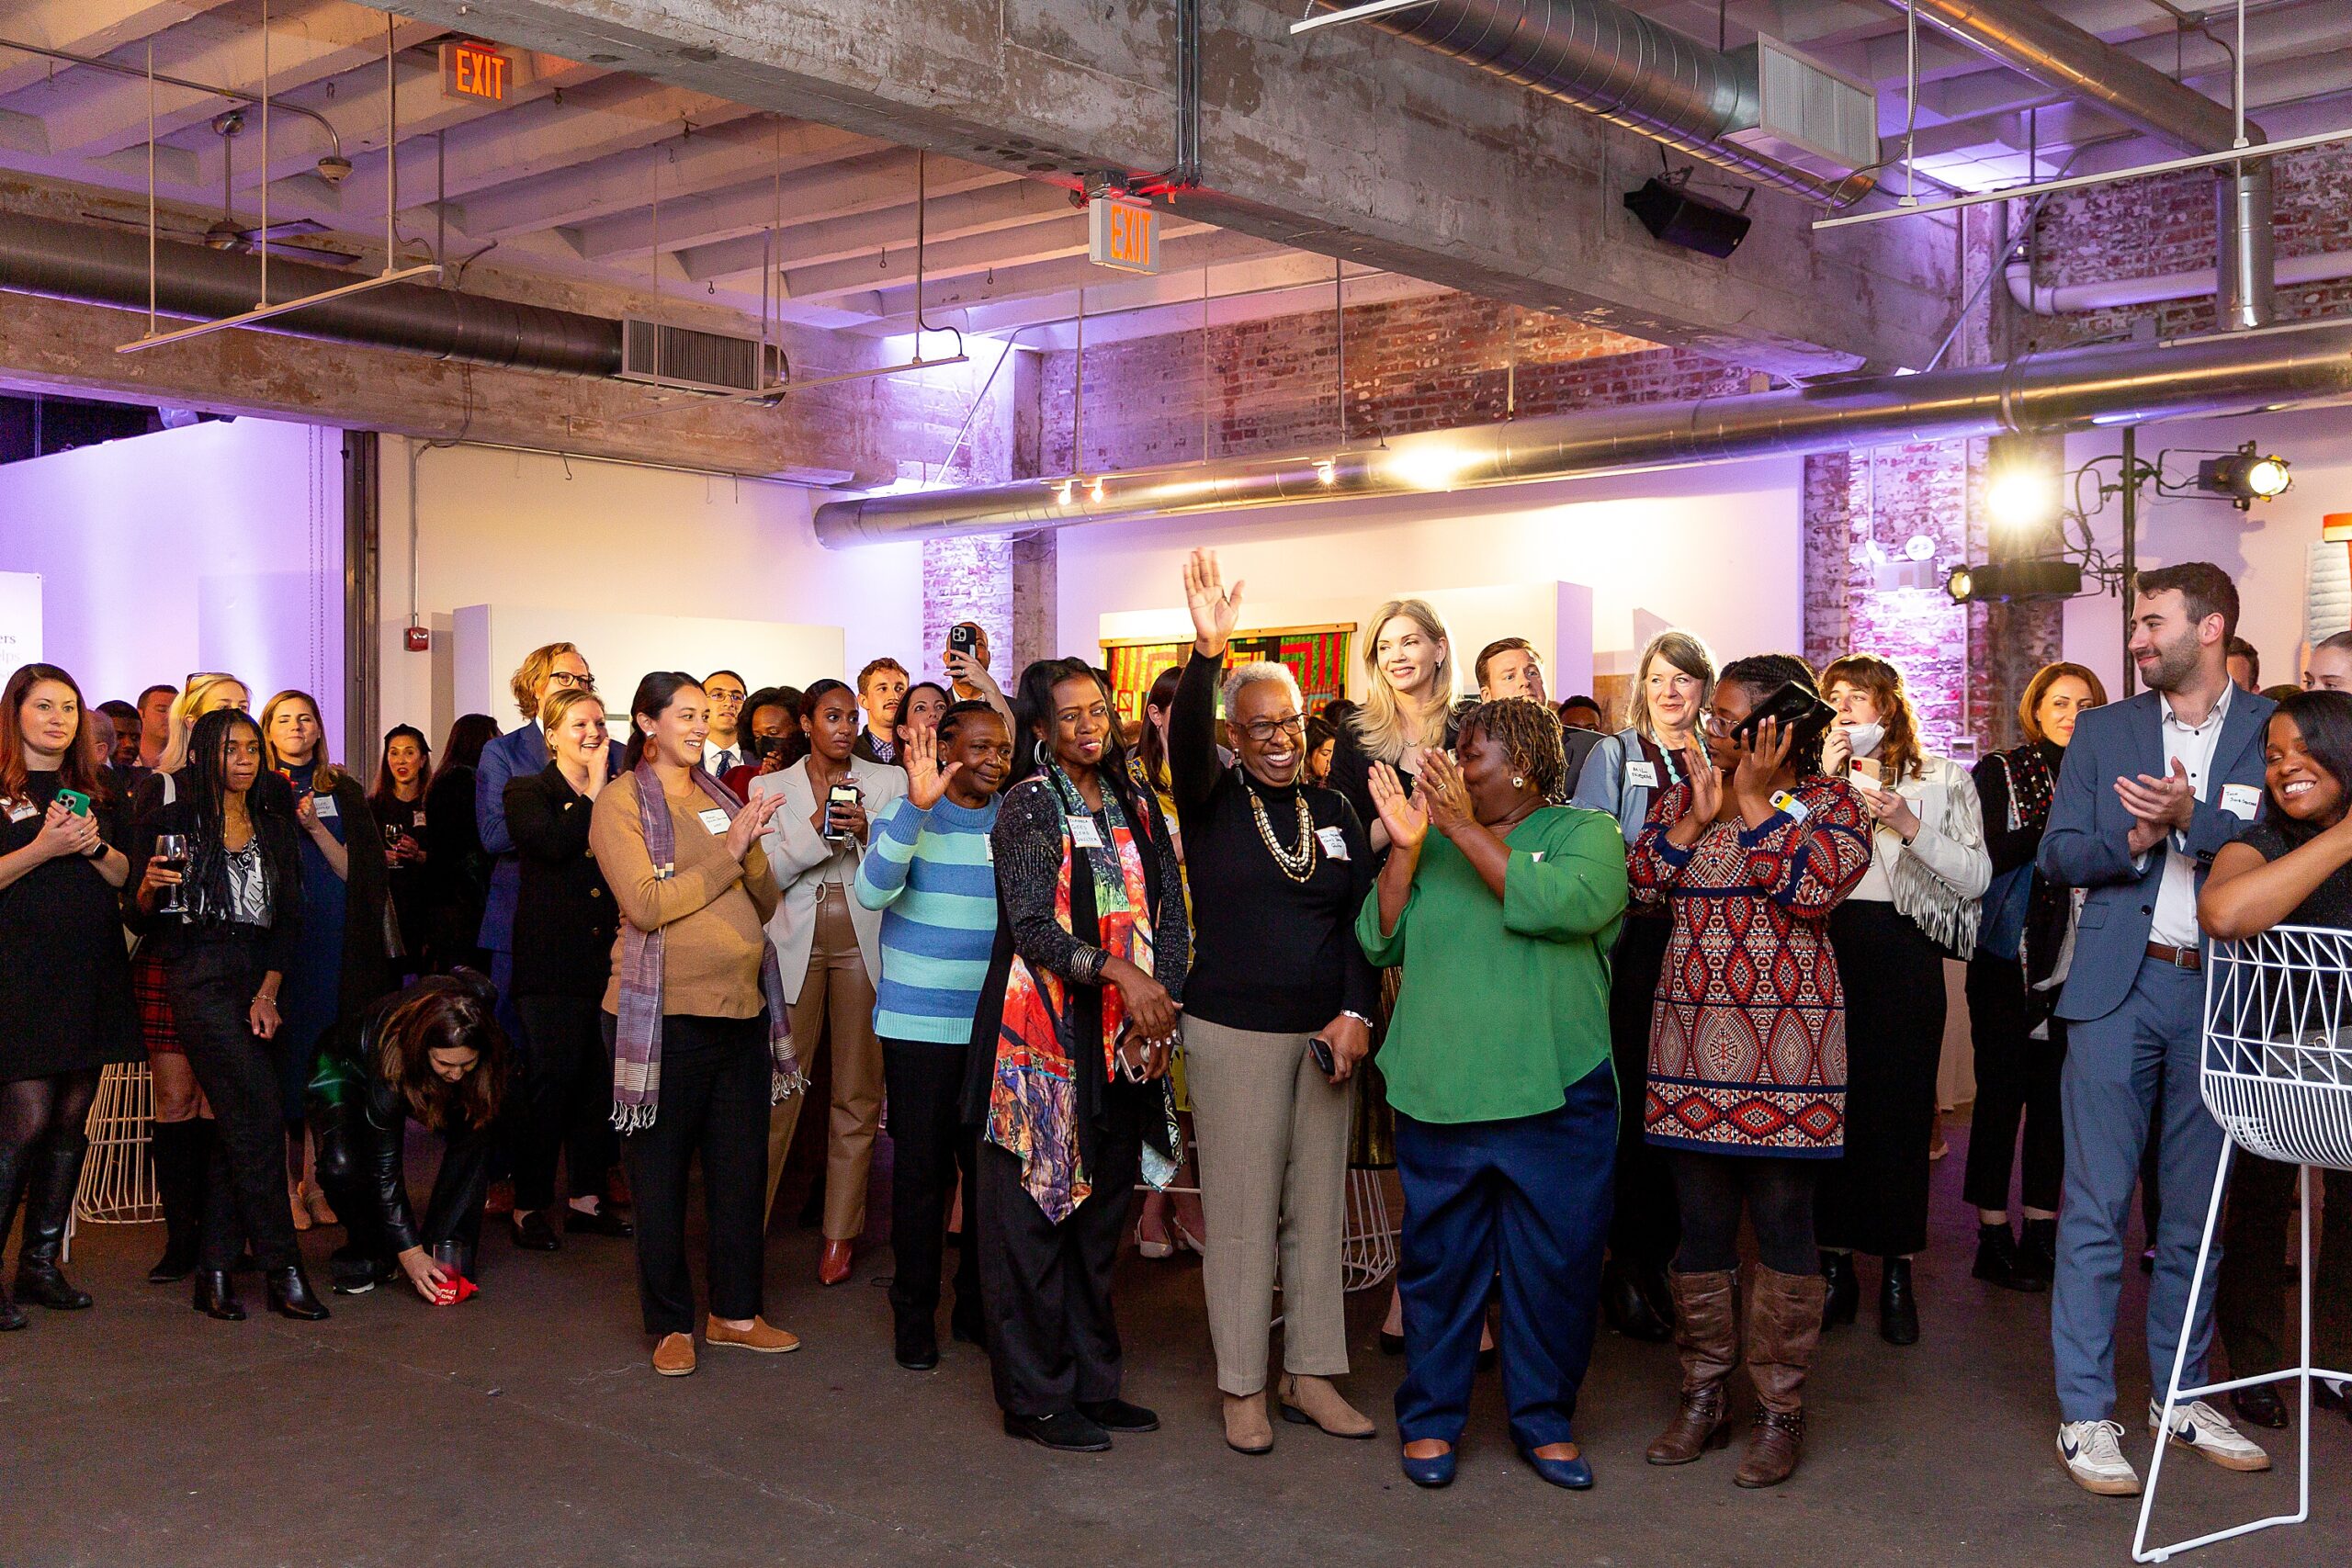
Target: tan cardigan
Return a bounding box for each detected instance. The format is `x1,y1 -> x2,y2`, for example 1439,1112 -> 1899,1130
590,772 -> 782,1021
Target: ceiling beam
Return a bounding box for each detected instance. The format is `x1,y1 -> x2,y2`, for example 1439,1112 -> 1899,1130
678,175 -> 1074,281
845,229 -> 1292,325
0,0 -> 241,97
561,148 -> 1012,260
779,209 -> 1225,303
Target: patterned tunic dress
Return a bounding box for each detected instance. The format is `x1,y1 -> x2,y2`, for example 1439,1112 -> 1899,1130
1629,773 -> 1871,1158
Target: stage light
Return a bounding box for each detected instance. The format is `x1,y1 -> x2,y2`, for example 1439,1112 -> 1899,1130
1944,565 -> 1973,604
1985,468 -> 2058,532
1314,457 -> 1337,486
2197,441 -> 2292,510
1384,442 -> 1478,491
1944,560 -> 2083,604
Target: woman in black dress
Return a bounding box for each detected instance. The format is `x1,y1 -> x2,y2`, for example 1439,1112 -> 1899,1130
370,724 -> 433,982
128,707 -> 329,1323
0,664 -> 140,1328
424,714 -> 498,974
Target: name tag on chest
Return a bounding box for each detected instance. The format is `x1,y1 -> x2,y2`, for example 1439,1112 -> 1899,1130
1069,817 -> 1104,850
311,794 -> 338,820
5,799 -> 34,823
697,806 -> 730,836
1625,761 -> 1659,789
2220,783 -> 2261,821
1315,825 -> 1349,861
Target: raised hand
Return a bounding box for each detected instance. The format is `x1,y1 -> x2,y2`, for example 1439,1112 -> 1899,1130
1368,761 -> 1428,852
1687,753 -> 1724,825
902,723 -> 962,811
1820,724 -> 1851,779
1183,547 -> 1245,658
1418,750 -> 1476,838
1731,716 -> 1794,815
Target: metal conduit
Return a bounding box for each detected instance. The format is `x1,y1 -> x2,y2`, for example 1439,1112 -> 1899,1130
0,210 -> 620,376
813,317 -> 2352,546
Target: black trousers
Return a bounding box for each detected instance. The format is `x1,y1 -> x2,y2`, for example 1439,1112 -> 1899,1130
1606,914 -> 1679,1269
511,994 -> 619,1213
605,1012 -> 770,1337
2218,1156 -> 2352,1376
976,1102 -> 1141,1417
883,1038 -> 979,1325
1815,900 -> 1946,1258
314,1106 -> 494,1269
1670,1150 -> 1819,1276
1962,954 -> 2067,1214
165,928 -> 302,1273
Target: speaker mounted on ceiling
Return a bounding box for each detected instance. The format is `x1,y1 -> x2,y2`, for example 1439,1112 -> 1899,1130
1623,176 -> 1753,260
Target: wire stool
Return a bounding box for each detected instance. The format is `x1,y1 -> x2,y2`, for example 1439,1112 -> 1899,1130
1340,1168 -> 1397,1292
2136,925 -> 2352,1562
66,1062 -> 162,1262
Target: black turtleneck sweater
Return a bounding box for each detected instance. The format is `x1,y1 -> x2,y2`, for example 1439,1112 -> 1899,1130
1171,649 -> 1379,1032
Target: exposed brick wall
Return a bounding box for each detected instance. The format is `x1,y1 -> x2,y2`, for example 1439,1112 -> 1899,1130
918,536 -> 1014,688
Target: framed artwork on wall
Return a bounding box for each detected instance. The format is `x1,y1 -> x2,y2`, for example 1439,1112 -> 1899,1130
1103,624 -> 1353,727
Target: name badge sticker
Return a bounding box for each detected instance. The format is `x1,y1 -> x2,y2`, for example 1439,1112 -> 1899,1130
1315,826 -> 1349,860
1624,761 -> 1659,789
697,806 -> 730,836
1069,817 -> 1104,850
2221,783 -> 2262,821
5,799 -> 34,823
1769,790 -> 1811,822
311,793 -> 339,820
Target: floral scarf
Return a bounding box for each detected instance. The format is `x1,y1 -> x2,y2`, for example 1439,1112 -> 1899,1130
986,763 -> 1178,1222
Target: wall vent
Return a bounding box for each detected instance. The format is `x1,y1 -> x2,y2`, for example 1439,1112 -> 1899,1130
1724,36 -> 1880,178
618,319 -> 785,395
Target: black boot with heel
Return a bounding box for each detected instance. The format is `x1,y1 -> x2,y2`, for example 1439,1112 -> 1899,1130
146,1119 -> 209,1284
14,1130 -> 95,1311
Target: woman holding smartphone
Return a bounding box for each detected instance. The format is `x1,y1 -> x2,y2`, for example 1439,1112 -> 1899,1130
752,679 -> 904,1277
369,724 -> 433,981
1812,656 -> 1990,1347
967,657 -> 1190,1453
129,707 -> 328,1323
0,664 -> 138,1328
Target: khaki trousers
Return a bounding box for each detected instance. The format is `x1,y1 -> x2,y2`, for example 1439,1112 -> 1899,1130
1182,1015 -> 1353,1396
763,882 -> 883,1240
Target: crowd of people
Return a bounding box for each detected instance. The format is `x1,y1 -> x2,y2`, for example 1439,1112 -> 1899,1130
3,553 -> 2347,1502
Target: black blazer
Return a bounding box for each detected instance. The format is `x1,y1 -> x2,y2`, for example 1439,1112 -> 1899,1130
503,762 -> 617,1000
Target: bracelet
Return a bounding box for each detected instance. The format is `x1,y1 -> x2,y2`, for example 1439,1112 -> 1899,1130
1340,1010 -> 1375,1030
253,992 -> 278,1007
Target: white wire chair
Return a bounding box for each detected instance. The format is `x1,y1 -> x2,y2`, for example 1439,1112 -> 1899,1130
1340,1168 -> 1398,1292
68,1061 -> 162,1260
2135,924 -> 2352,1562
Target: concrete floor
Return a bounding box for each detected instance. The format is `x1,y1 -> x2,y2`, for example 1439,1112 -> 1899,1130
3,1122 -> 2342,1568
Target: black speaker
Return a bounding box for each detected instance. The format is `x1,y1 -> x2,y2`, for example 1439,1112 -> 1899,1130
1623,177 -> 1752,259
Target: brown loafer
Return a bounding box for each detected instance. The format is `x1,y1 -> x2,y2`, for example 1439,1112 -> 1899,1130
817,1239 -> 854,1287
652,1332 -> 697,1377
706,1314 -> 801,1354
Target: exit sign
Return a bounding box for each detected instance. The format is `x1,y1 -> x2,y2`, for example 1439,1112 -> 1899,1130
1089,198 -> 1159,275
442,39 -> 512,103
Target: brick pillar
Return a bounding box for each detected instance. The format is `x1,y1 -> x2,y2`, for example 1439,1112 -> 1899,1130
1802,452 -> 1852,675
920,536 -> 1014,684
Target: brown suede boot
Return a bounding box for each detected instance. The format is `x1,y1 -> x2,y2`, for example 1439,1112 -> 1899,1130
1736,1265 -> 1827,1488
1646,1270 -> 1739,1465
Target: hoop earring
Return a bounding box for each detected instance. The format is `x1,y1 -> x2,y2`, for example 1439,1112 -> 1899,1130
1034,738 -> 1052,771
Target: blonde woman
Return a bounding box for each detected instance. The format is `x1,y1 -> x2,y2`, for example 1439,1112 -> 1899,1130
1326,599 -> 1459,852
1572,628 -> 1717,1342
260,689 -> 390,1232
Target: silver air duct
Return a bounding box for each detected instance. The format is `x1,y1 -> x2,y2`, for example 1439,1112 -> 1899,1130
1320,0 -> 1875,207
0,210 -> 620,375
814,317 -> 2352,546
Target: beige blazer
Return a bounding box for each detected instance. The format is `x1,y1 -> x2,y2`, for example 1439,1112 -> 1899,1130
753,755 -> 904,1003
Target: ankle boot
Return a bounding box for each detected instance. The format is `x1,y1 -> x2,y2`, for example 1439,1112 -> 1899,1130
1972,1222 -> 2044,1293
2020,1218 -> 2058,1287
14,1131 -> 95,1310
193,1268 -> 245,1321
1878,1256 -> 1919,1346
1818,1249 -> 1859,1329
147,1120 -> 208,1284
1736,1266 -> 1827,1488
266,1264 -> 331,1322
1647,1269 -> 1738,1464
0,1144 -> 25,1332
1602,1255 -> 1674,1343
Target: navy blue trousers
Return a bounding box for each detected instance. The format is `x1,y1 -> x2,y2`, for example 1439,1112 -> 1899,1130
1394,1061 -> 1616,1451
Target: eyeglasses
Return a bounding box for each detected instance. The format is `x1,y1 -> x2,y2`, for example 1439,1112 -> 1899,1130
547,671 -> 596,692
1236,714 -> 1307,743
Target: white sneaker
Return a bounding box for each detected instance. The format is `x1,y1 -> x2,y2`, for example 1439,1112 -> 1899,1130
2057,1419 -> 2143,1496
2148,1398 -> 2273,1472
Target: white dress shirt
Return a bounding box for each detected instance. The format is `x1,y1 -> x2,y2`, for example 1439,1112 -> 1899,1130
703,739 -> 740,776
2147,682 -> 2233,947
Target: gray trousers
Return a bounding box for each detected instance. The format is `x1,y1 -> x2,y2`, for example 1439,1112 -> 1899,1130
2052,958 -> 2225,1423
1183,1016 -> 1354,1396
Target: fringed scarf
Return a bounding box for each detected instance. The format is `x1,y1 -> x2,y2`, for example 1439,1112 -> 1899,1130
986,762 -> 1179,1223
1886,754 -> 1987,960
611,761 -> 803,1131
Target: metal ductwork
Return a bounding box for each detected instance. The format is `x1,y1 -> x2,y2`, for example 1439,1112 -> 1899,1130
814,317 -> 2352,546
0,210 -> 620,376
1318,0 -> 1875,207
1871,0 -> 2273,330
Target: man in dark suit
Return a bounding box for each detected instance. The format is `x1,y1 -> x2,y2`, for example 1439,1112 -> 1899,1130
2037,562 -> 2275,1496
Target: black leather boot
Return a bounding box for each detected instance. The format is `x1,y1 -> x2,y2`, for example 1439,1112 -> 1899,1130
193,1268 -> 245,1321
0,1143 -> 25,1332
1878,1256 -> 1920,1346
2020,1217 -> 2058,1288
266,1264 -> 331,1322
15,1130 -> 95,1310
1819,1250 -> 1860,1329
147,1119 -> 208,1284
1971,1222 -> 2046,1293
1601,1256 -> 1673,1342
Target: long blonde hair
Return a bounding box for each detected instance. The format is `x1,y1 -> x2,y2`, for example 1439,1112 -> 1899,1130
158,671 -> 249,776
1354,599 -> 1457,763
1626,630 -> 1716,748
259,688 -> 348,791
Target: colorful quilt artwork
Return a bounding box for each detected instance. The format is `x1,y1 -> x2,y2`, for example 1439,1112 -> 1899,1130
1103,627 -> 1352,727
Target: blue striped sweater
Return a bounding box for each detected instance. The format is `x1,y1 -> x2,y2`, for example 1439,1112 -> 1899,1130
852,794 -> 1001,1043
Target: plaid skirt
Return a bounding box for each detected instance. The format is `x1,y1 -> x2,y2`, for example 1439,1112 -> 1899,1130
133,946 -> 182,1055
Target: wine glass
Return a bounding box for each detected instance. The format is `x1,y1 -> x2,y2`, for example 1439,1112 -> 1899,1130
155,833 -> 189,917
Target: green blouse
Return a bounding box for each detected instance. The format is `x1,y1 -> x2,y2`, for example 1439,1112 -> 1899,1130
1355,804 -> 1628,1125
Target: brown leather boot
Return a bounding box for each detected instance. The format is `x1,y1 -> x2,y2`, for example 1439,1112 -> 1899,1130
1736,1265 -> 1827,1488
1646,1269 -> 1739,1465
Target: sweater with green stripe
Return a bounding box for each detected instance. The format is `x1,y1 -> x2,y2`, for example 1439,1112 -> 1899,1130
852,794 -> 1001,1044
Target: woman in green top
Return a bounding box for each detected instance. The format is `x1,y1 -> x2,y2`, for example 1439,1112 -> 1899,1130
1357,698 -> 1628,1493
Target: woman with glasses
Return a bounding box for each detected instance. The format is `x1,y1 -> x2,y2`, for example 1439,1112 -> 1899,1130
1173,552 -> 1381,1454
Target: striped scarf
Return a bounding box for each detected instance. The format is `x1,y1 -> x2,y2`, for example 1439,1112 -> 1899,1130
611,761 -> 802,1132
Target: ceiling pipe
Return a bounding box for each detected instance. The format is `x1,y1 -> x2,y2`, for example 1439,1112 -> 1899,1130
1867,0 -> 2273,329
2005,247 -> 2352,316
1314,0 -> 1874,208
0,210 -> 619,375
812,316 -> 2352,546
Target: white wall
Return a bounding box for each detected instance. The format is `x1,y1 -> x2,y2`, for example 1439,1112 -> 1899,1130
1056,457 -> 1804,691
0,418 -> 344,733
380,437 -> 922,743
2063,405 -> 2352,694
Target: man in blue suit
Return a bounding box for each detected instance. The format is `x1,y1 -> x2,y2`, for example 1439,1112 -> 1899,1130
2037,562 -> 2274,1496
476,641 -> 601,988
